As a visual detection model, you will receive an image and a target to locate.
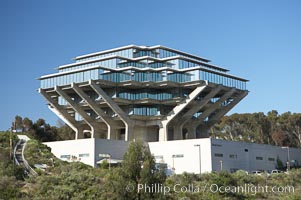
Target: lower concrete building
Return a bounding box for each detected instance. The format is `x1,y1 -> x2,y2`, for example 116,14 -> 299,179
44,139 -> 129,167
44,138 -> 301,174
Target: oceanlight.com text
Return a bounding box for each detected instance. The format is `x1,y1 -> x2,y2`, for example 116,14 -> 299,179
127,183 -> 295,196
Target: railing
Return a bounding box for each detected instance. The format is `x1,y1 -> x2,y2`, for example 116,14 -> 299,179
13,139 -> 22,165
21,140 -> 38,176
14,139 -> 38,176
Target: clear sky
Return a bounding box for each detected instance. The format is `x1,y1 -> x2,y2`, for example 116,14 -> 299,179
0,0 -> 300,131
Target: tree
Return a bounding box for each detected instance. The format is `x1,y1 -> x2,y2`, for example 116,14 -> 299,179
272,129 -> 288,146
104,141 -> 166,200
13,115 -> 23,132
23,117 -> 33,132
35,119 -> 46,127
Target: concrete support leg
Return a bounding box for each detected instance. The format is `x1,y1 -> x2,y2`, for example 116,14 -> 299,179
208,91 -> 248,124
197,124 -> 210,138
125,124 -> 134,141
76,127 -> 86,140
72,83 -> 117,139
173,124 -> 183,140
39,88 -> 79,135
108,128 -> 119,140
159,126 -> 168,141
55,86 -> 101,139
187,126 -> 197,139
90,80 -> 135,141
197,88 -> 236,122
159,84 -> 208,141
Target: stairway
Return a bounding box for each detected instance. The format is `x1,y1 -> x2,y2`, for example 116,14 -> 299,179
14,139 -> 38,176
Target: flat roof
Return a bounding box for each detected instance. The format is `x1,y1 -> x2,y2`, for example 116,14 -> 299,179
57,54 -> 228,72
74,44 -> 211,63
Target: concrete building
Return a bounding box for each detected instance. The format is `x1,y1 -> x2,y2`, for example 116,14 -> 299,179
149,139 -> 301,174
41,45 -> 288,174
39,45 -> 248,142
44,138 -> 301,174
44,139 -> 129,167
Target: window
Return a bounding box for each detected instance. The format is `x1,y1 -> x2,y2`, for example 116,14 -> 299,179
79,153 -> 90,158
268,157 -> 275,161
229,154 -> 237,159
256,156 -> 263,160
244,149 -> 248,152
60,155 -> 71,159
154,155 -> 163,159
172,154 -> 184,158
214,153 -> 223,157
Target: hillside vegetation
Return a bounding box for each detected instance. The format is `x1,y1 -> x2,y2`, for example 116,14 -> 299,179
1,132 -> 301,199
211,110 -> 301,147
1,111 -> 301,199
9,110 -> 301,148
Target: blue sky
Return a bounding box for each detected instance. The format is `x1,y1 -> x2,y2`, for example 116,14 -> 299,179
0,0 -> 300,130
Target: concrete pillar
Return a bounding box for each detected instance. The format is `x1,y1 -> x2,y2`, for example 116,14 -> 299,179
197,124 -> 210,138
208,91 -> 248,124
197,88 -> 236,122
90,80 -> 134,141
108,128 -> 120,140
159,84 -> 208,141
186,126 -> 197,139
159,126 -> 167,141
55,86 -> 101,139
125,124 -> 134,141
173,124 -> 183,140
75,126 -> 86,140
39,88 -> 79,135
72,83 -> 116,139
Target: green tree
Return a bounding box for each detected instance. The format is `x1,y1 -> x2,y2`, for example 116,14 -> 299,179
13,115 -> 23,132
23,117 -> 33,132
104,141 -> 166,200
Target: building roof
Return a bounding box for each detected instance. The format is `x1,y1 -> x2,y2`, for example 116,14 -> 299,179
74,44 -> 211,63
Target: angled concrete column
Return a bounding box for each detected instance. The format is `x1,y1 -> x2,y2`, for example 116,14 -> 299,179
39,88 -> 81,140
188,89 -> 247,137
159,83 -> 208,141
194,88 -> 236,124
172,85 -> 222,139
89,80 -> 134,141
55,86 -> 100,138
71,83 -> 120,140
208,91 -> 248,125
183,88 -> 236,136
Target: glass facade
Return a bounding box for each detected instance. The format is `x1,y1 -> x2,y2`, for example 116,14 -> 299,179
118,89 -> 174,100
40,45 -> 248,117
75,49 -> 133,63
131,107 -> 159,116
41,69 -> 99,88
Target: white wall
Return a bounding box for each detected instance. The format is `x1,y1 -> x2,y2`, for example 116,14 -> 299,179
211,139 -> 301,173
44,138 -> 129,167
94,139 -> 129,164
17,134 -> 30,141
44,138 -> 96,167
44,138 -> 301,174
148,138 -> 212,174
